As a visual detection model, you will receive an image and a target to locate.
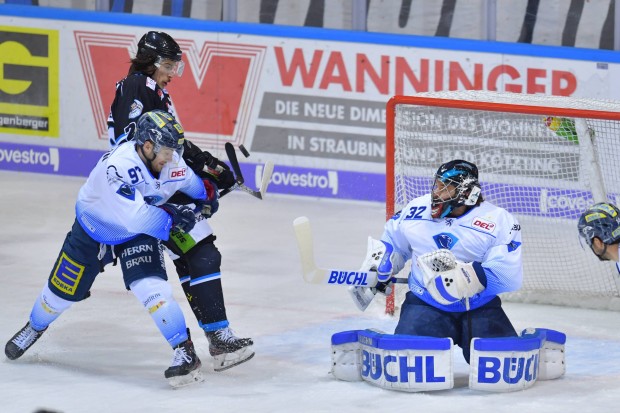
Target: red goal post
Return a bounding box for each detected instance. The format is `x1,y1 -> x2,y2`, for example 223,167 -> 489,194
384,91 -> 620,314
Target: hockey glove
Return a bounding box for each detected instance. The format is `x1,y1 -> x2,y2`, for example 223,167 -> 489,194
206,160 -> 236,191
349,237 -> 402,311
160,203 -> 197,233
417,249 -> 486,305
376,240 -> 405,282
196,179 -> 219,218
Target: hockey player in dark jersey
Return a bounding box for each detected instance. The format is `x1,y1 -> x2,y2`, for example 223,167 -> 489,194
107,31 -> 253,371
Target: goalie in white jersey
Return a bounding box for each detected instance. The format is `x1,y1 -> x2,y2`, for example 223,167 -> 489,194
578,202 -> 620,263
5,110 -> 208,387
372,159 -> 523,363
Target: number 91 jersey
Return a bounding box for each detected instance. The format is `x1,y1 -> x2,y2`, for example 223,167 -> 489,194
76,142 -> 206,245
382,193 -> 523,311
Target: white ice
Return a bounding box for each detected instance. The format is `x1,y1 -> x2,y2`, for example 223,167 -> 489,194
1,171 -> 619,413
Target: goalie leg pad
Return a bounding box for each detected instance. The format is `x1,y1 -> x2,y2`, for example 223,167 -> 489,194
331,330 -> 363,381
331,330 -> 454,392
469,328 -> 566,392
469,336 -> 541,392
521,328 -> 566,380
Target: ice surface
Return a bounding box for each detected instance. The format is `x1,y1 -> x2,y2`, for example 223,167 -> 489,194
1,171 -> 619,413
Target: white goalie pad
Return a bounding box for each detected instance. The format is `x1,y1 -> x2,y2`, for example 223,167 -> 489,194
469,328 -> 566,392
331,330 -> 453,392
521,328 -> 566,380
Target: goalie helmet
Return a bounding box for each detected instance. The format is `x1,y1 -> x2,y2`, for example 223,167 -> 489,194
134,110 -> 185,159
137,31 -> 182,61
577,202 -> 620,247
431,159 -> 481,219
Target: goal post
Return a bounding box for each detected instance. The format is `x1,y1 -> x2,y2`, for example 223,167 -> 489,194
384,91 -> 620,313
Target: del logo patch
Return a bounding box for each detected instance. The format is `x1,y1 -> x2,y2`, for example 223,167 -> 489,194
169,167 -> 186,179
472,217 -> 496,233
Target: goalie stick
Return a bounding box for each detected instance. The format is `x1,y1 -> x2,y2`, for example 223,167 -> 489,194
216,142 -> 274,200
293,216 -> 407,287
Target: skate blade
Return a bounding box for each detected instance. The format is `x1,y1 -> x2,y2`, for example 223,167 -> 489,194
167,369 -> 205,389
213,347 -> 255,372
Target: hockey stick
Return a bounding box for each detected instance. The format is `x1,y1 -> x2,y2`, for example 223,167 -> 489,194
293,216 -> 408,287
217,143 -> 274,200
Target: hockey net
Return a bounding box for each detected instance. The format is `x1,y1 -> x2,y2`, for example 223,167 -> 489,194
383,91 -> 620,314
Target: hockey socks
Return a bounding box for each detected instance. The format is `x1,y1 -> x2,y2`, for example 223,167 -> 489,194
29,284 -> 74,331
130,277 -> 188,347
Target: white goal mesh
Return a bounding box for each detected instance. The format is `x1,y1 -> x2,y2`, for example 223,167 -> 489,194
385,91 -> 620,312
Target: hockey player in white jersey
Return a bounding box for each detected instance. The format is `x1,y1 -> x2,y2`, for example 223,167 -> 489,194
578,202 -> 620,262
369,159 -> 523,363
108,31 -> 254,371
5,110 -> 208,387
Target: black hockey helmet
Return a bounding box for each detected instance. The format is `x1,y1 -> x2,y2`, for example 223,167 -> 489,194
134,110 -> 184,159
431,159 -> 481,219
578,202 -> 620,248
137,31 -> 182,62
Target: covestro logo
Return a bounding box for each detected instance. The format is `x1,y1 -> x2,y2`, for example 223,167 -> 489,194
0,145 -> 59,171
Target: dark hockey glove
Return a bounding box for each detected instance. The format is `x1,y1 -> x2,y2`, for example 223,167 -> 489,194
185,149 -> 218,173
373,279 -> 394,296
195,179 -> 219,217
207,160 -> 236,190
160,203 -> 196,232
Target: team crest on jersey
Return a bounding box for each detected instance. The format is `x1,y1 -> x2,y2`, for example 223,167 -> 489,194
472,217 -> 496,233
433,233 -> 459,250
117,183 -> 136,201
128,99 -> 143,119
146,77 -> 157,90
169,167 -> 187,180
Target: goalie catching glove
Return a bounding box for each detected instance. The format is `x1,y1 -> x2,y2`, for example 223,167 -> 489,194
416,249 -> 486,306
348,237 -> 405,311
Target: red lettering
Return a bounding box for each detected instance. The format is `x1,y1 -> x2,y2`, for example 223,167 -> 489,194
527,68 -> 546,94
473,219 -> 495,231
435,60 -> 444,92
487,65 -> 522,93
449,62 -> 483,91
319,51 -> 352,91
356,54 -> 390,94
552,70 -> 577,96
275,47 -> 323,87
171,169 -> 186,178
395,57 -> 429,94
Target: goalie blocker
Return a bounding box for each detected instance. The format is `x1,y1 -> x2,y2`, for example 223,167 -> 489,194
331,328 -> 565,392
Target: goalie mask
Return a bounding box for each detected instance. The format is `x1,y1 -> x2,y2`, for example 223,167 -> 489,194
135,110 -> 185,164
578,202 -> 620,260
431,159 -> 481,219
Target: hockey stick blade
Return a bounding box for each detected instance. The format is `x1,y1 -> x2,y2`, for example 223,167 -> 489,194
224,142 -> 244,185
293,216 -> 406,287
259,161 -> 274,197
219,160 -> 273,200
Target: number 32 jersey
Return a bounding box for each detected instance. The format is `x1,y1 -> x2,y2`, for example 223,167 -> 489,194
382,193 -> 523,312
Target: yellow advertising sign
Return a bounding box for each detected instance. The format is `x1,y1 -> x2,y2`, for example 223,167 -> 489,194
0,26 -> 59,137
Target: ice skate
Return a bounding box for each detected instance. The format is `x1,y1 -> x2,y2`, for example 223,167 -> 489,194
5,322 -> 47,360
205,327 -> 254,372
164,330 -> 203,388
